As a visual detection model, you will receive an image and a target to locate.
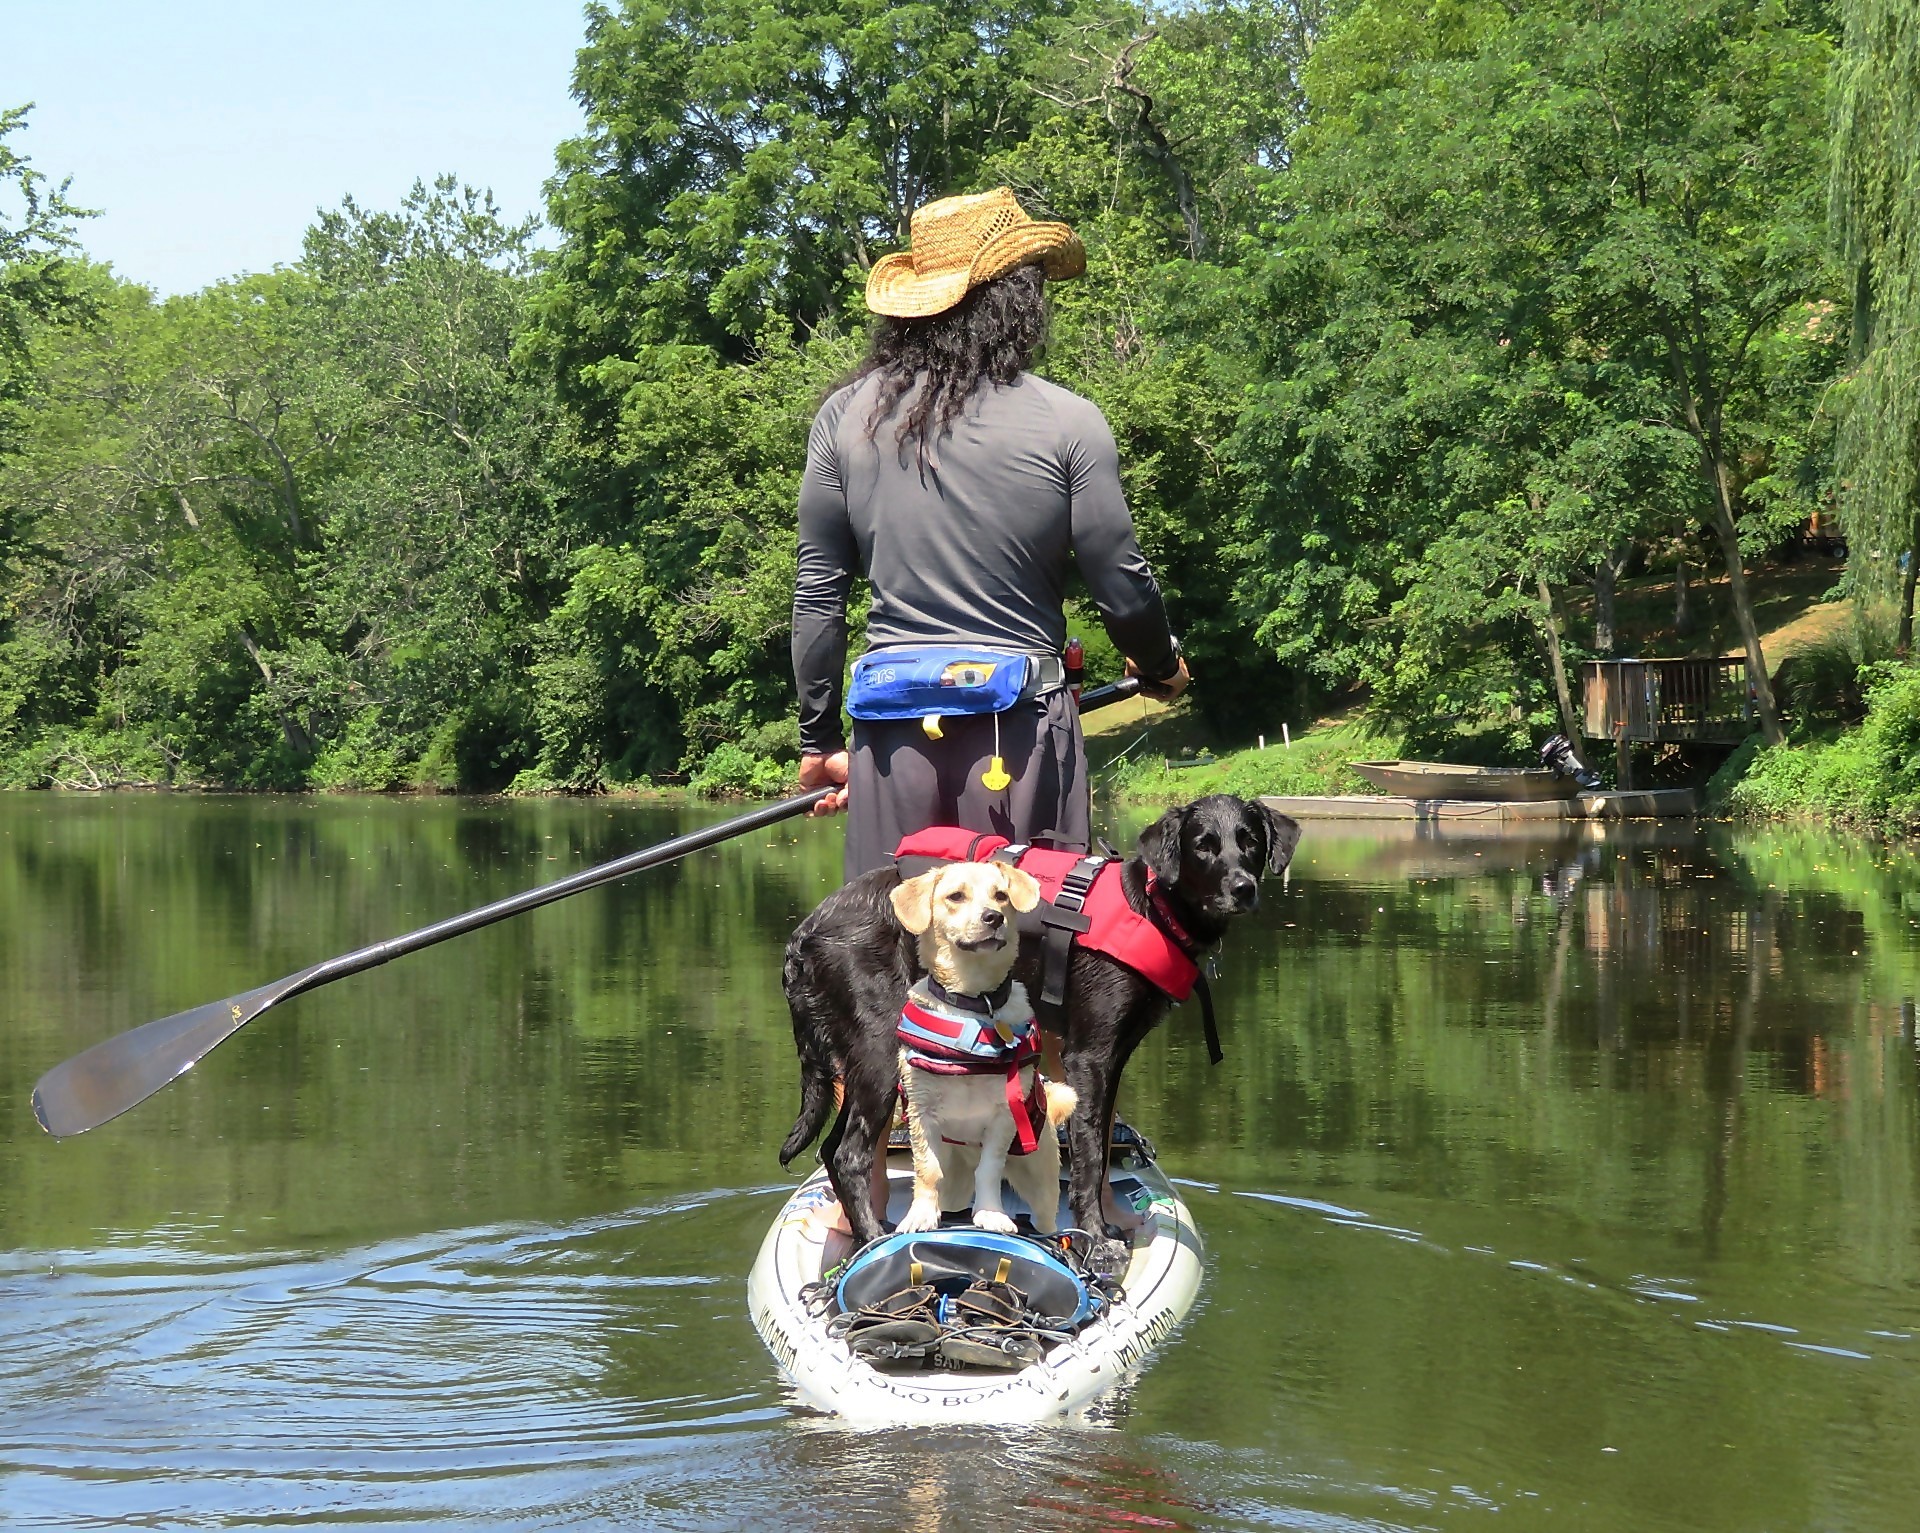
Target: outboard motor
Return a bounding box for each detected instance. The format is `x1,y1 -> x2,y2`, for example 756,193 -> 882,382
1540,734 -> 1602,790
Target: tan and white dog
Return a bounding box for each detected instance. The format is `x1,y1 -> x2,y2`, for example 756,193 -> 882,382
888,861 -> 1077,1237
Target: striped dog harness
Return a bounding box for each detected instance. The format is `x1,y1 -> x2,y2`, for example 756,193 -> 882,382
898,978 -> 1048,1156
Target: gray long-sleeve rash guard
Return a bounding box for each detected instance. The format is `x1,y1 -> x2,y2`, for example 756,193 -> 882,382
791,371 -> 1178,756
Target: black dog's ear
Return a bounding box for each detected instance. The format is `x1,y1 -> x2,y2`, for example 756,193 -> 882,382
1136,806 -> 1188,884
1259,803 -> 1302,874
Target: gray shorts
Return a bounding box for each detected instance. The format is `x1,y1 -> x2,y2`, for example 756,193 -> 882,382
843,690 -> 1090,878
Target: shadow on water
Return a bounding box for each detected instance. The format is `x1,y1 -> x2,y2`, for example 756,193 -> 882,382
4,798 -> 1920,1528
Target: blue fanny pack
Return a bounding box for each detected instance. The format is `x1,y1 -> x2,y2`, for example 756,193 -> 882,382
846,646 -> 1038,722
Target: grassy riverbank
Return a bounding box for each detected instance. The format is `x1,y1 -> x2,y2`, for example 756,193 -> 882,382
1092,710 -> 1402,805
1711,663 -> 1920,835
1099,652 -> 1920,840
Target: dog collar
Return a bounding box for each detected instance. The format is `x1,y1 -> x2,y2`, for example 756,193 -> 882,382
923,973 -> 1016,1016
1145,882 -> 1207,960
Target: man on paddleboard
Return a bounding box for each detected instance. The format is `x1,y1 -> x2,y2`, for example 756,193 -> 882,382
791,188 -> 1188,878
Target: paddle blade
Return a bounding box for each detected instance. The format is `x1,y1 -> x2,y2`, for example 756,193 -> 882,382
31,974 -> 306,1139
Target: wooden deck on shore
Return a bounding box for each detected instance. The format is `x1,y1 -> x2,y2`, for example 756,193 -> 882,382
1260,789 -> 1700,822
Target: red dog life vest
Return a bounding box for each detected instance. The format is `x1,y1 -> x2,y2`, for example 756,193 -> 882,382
892,829 -> 1201,1002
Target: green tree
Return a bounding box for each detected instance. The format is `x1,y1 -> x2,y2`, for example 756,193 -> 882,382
0,104 -> 91,454
1001,0 -> 1326,722
1,181 -> 562,790
520,331 -> 849,787
1831,0 -> 1920,648
0,269 -> 316,785
1235,0 -> 1839,750
297,178 -> 565,789
536,0 -> 1079,402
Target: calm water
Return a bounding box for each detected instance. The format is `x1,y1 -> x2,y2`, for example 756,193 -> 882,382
3,795 -> 1920,1530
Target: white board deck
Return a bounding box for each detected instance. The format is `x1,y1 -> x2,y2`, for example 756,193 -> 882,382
748,1152 -> 1204,1425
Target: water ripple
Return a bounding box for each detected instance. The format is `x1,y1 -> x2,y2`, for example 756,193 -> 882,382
1216,1182 -> 1917,1375
0,1189 -> 801,1526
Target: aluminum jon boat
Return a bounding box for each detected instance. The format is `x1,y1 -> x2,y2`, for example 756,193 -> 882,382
748,1128 -> 1203,1425
1350,759 -> 1583,801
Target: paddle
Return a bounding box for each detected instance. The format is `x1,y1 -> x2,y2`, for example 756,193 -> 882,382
31,676 -> 1146,1138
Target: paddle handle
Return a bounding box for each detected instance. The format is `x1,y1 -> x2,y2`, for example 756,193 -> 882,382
1078,677 -> 1139,711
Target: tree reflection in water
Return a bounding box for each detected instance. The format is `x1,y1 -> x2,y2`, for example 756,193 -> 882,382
4,799 -> 1920,1530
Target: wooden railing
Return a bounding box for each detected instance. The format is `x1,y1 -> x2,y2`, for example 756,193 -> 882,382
1581,658 -> 1755,744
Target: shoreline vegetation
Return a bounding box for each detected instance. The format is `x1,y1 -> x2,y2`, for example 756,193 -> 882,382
1708,669 -> 1920,837
5,540 -> 1904,818
18,619 -> 1920,840
4,508 -> 1900,820
4,2 -> 1915,834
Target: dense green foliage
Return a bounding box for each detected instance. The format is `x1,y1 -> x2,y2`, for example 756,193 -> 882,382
1232,0 -> 1838,751
1830,0 -> 1920,641
0,1 -> 1878,793
1700,0 -> 1920,832
1716,662 -> 1920,830
1,180 -> 564,790
0,106 -> 90,453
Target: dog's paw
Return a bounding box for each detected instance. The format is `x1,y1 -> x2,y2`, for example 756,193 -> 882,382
972,1208 -> 1017,1235
896,1203 -> 941,1234
1089,1235 -> 1131,1277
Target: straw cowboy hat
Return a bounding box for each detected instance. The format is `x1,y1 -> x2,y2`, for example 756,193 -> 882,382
865,187 -> 1086,319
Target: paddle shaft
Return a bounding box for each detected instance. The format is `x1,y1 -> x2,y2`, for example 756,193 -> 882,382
345,672 -> 1143,973
30,788 -> 832,1138
32,676 -> 1144,1137
319,787 -> 837,982
1074,678 -> 1137,712
305,674 -> 1135,973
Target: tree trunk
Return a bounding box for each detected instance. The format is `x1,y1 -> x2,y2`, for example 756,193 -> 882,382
1593,541 -> 1631,655
235,626 -> 315,758
1535,574 -> 1585,750
1704,469 -> 1784,746
1112,35 -> 1207,260
1674,558 -> 1693,635
1657,326 -> 1782,744
1900,504 -> 1920,658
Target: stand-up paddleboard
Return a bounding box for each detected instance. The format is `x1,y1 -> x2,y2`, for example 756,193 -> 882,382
749,1130 -> 1203,1424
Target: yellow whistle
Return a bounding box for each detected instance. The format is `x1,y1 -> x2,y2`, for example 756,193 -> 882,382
922,714 -> 943,740
982,756 -> 1012,792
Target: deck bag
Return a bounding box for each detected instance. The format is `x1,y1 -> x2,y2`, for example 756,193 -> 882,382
846,646 -> 1060,721
836,1229 -> 1095,1329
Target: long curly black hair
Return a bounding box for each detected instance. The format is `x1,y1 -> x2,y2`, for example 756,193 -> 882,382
849,264 -> 1051,471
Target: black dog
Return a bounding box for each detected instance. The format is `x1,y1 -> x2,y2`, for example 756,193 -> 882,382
779,794 -> 1301,1270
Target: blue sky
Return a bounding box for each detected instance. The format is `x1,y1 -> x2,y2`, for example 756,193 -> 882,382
6,1 -> 591,295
